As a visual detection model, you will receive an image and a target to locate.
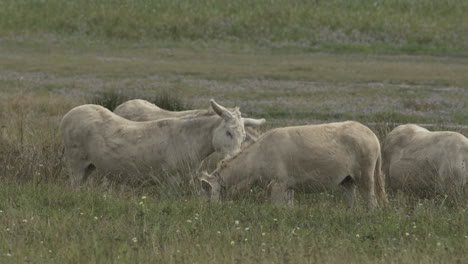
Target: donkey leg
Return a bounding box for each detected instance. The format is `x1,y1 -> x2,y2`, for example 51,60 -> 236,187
268,181 -> 293,206
285,189 -> 295,207
68,164 -> 86,188
66,158 -> 94,188
339,176 -> 356,208
357,168 -> 378,209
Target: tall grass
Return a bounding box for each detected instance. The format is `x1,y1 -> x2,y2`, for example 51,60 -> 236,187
89,90 -> 193,111
0,91 -> 467,263
1,0 -> 467,53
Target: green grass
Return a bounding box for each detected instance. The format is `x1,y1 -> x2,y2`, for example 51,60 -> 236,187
1,15 -> 468,261
0,86 -> 467,263
1,0 -> 468,54
88,90 -> 193,112
0,181 -> 466,263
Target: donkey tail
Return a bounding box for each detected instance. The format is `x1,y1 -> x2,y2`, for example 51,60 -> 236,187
374,153 -> 388,207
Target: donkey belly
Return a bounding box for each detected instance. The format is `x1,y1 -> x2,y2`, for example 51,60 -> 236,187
287,160 -> 352,192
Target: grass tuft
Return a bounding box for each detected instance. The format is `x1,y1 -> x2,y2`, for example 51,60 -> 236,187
150,92 -> 193,112
88,90 -> 130,111
88,90 -> 192,112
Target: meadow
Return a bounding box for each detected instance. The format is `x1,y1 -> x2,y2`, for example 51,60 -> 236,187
1,0 -> 468,263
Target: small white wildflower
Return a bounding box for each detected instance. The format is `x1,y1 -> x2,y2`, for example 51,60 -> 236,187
80,212 -> 83,215
217,231 -> 221,235
176,229 -> 180,233
356,234 -> 360,238
22,219 -> 28,223
139,201 -> 144,205
235,220 -> 240,225
230,241 -> 235,245
132,237 -> 138,243
413,225 -> 417,229
0,210 -> 3,213
48,250 -> 52,253
176,250 -> 180,253
245,227 -> 250,231
244,238 -> 248,242
141,196 -> 147,200
39,164 -> 44,167
94,216 -> 98,220
262,232 -> 266,236
6,253 -> 11,257
6,228 -> 10,231
186,219 -> 192,223
103,194 -> 107,199
437,242 -> 441,246
405,232 -> 410,236
273,218 -> 278,222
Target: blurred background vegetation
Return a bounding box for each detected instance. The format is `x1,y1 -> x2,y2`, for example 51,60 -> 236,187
1,0 -> 467,54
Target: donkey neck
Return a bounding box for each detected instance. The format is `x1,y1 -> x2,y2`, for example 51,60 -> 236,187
178,115 -> 222,160
217,142 -> 257,194
172,108 -> 213,118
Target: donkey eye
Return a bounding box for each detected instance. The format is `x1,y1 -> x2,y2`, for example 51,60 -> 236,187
226,131 -> 233,138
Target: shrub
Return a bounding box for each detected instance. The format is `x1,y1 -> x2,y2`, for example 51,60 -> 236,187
88,90 -> 193,112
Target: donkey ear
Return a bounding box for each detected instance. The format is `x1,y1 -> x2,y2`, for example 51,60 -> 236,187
200,172 -> 215,196
201,178 -> 213,195
242,118 -> 266,127
210,99 -> 233,120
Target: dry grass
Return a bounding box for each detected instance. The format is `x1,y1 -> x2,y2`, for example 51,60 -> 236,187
0,39 -> 467,263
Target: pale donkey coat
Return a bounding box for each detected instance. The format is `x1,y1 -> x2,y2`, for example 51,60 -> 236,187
201,121 -> 388,208
60,99 -> 246,187
114,99 -> 266,141
382,124 -> 468,196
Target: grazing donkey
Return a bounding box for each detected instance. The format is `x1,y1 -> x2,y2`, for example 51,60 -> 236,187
114,99 -> 266,142
200,121 -> 388,208
60,99 -> 246,187
382,124 -> 468,197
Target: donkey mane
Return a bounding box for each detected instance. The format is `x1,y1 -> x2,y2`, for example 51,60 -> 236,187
217,138 -> 258,170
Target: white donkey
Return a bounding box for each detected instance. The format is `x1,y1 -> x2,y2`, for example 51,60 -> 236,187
60,99 -> 246,187
114,99 -> 266,141
382,124 -> 468,197
200,121 -> 388,208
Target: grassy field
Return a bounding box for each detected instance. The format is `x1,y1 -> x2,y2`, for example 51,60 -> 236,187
1,1 -> 468,263
0,38 -> 467,263
1,0 -> 468,54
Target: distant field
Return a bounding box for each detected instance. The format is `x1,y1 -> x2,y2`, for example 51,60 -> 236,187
1,1 -> 468,261
1,0 -> 468,54
0,38 -> 467,263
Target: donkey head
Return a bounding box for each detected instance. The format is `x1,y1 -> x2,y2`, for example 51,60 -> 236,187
210,99 -> 246,159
